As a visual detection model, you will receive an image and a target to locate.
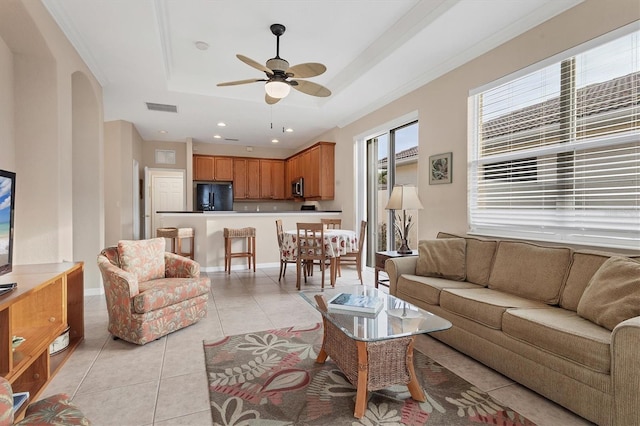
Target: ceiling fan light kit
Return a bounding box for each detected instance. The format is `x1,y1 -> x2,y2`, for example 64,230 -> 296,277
217,23 -> 331,104
265,80 -> 291,98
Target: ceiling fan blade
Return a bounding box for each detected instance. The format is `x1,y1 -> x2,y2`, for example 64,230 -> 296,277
290,80 -> 331,97
217,78 -> 265,87
237,54 -> 273,75
286,62 -> 326,78
265,94 -> 281,105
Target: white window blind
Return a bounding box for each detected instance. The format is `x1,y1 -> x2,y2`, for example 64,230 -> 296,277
469,29 -> 640,249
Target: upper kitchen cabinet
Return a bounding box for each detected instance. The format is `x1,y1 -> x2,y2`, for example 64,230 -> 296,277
286,142 -> 335,200
194,155 -> 214,181
193,155 -> 234,181
214,157 -> 234,181
260,160 -> 285,200
233,158 -> 261,199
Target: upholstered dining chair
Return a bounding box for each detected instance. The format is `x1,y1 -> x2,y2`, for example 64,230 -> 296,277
296,222 -> 336,290
97,238 -> 211,345
339,220 -> 367,285
320,218 -> 342,229
275,219 -> 296,281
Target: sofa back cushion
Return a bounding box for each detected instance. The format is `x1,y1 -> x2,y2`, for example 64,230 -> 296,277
577,257 -> 640,331
488,241 -> 572,304
117,238 -> 166,282
416,238 -> 466,281
560,251 -> 611,311
437,232 -> 497,286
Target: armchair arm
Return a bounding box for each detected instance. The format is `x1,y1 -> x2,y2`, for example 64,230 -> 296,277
0,376 -> 14,425
385,257 -> 419,296
164,252 -> 200,278
611,316 -> 640,426
97,255 -> 139,298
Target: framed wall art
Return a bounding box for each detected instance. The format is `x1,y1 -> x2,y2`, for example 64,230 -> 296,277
429,152 -> 452,184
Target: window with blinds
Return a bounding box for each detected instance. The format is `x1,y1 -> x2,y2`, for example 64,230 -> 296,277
468,27 -> 639,249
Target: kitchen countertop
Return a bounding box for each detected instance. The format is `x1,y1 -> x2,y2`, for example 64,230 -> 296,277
157,210 -> 342,214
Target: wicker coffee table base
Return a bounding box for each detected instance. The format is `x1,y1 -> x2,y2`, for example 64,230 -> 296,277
317,318 -> 425,418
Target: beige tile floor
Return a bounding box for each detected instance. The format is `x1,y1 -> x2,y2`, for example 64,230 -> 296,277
42,265 -> 593,426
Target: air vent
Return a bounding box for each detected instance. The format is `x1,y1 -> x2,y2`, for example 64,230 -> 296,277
224,138 -> 239,142
145,102 -> 177,113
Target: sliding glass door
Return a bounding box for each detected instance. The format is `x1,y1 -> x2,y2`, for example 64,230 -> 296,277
365,121 -> 418,266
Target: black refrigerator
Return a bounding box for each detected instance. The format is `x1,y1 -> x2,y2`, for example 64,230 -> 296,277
194,183 -> 234,211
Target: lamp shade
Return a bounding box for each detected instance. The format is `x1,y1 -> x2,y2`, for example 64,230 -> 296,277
385,185 -> 424,210
265,80 -> 291,99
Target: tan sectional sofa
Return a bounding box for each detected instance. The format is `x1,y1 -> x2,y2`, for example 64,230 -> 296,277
386,232 -> 640,426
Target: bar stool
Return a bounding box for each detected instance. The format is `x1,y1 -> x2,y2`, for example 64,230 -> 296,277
224,227 -> 256,274
156,227 -> 195,259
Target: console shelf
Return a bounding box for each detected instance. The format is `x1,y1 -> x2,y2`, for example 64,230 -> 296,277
0,262 -> 84,418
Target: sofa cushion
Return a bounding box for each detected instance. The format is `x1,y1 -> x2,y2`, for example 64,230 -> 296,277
577,257 -> 640,331
503,307 -> 611,374
437,232 -> 497,287
396,274 -> 481,305
118,238 -> 166,283
416,238 -> 466,281
440,288 -> 548,330
560,251 -> 612,311
488,241 -> 572,304
134,276 -> 211,314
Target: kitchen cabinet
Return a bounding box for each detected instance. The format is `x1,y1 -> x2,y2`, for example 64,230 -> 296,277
233,158 -> 260,199
193,155 -> 214,181
214,157 -> 234,181
260,160 -> 285,200
285,142 -> 335,200
0,263 -> 84,419
194,155 -> 234,181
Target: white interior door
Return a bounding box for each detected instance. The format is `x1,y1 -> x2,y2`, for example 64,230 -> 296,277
145,169 -> 185,239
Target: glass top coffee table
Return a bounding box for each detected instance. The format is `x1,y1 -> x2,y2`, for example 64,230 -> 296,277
300,285 -> 452,418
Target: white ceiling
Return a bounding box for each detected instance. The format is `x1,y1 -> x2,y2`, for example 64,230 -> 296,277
42,0 -> 582,150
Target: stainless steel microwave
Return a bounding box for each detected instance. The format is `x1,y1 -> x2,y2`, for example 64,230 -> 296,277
292,177 -> 304,197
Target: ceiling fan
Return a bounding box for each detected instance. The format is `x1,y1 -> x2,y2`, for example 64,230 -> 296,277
217,24 -> 331,104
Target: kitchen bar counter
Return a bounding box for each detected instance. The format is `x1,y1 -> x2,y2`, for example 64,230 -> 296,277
157,211 -> 342,271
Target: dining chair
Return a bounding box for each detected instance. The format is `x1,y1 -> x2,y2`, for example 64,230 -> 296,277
320,218 -> 342,229
339,220 -> 367,285
275,219 -> 296,281
296,222 -> 336,290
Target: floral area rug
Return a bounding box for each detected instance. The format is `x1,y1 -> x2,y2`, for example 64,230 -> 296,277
203,323 -> 536,425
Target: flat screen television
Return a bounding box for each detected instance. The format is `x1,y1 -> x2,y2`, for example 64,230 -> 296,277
0,169 -> 16,277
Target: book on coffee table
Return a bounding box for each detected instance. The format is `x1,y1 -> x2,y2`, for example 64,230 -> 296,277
327,293 -> 383,315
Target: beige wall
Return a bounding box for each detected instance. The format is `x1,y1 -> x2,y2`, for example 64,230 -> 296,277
104,120 -> 144,246
0,0 -> 104,293
0,36 -> 14,171
328,0 -> 640,242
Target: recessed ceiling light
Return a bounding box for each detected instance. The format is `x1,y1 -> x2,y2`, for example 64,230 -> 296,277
217,122 -> 226,127
213,135 -> 222,139
195,41 -> 209,51
271,139 -> 279,143
284,128 -> 293,133
158,130 -> 168,134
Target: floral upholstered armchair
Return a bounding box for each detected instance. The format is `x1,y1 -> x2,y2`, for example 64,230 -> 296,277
97,238 -> 211,345
0,376 -> 90,425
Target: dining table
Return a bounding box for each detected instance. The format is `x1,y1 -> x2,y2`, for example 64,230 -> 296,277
281,228 -> 358,286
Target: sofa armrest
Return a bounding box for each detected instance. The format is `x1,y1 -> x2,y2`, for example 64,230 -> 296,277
0,376 -> 14,425
164,252 -> 200,278
385,257 -> 419,296
611,316 -> 640,426
97,255 -> 139,298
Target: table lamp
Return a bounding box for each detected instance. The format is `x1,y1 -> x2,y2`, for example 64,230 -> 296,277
384,185 -> 424,254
